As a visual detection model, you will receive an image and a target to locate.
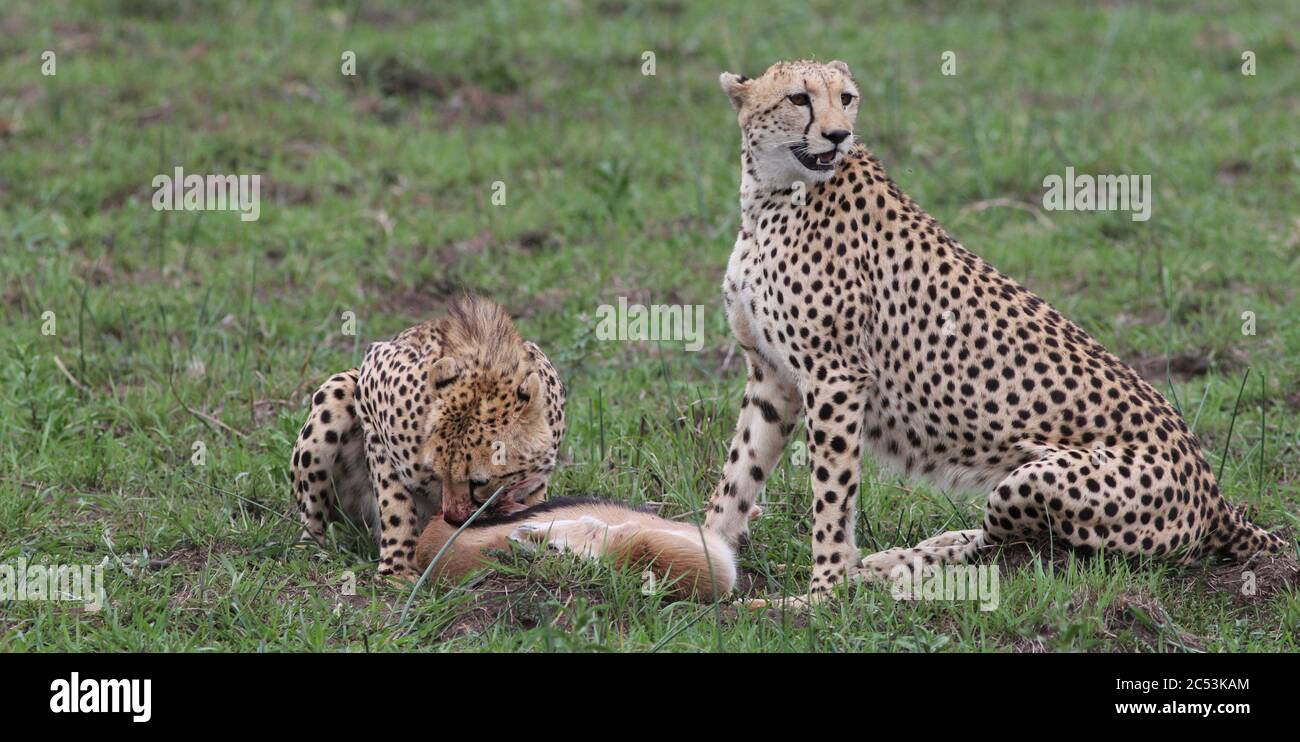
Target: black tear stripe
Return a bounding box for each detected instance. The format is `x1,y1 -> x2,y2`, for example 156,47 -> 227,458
802,78 -> 814,135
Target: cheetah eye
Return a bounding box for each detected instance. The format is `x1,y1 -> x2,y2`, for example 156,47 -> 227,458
841,93 -> 854,106
787,93 -> 810,106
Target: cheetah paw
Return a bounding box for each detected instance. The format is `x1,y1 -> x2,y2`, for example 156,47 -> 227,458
856,548 -> 914,583
914,529 -> 982,549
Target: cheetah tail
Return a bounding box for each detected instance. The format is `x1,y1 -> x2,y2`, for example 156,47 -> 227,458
1217,508 -> 1291,561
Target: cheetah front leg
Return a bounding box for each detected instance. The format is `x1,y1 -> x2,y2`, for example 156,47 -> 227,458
704,349 -> 802,547
365,434 -> 422,580
803,380 -> 868,599
744,379 -> 867,610
292,369 -> 369,544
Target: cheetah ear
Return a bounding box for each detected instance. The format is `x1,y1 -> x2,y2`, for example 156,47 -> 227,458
431,357 -> 460,388
827,60 -> 852,77
516,372 -> 543,414
719,71 -> 750,111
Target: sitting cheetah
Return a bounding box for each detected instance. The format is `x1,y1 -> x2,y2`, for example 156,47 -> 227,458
705,59 -> 1287,605
291,295 -> 566,579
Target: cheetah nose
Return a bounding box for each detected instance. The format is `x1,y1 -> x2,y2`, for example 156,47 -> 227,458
823,129 -> 850,145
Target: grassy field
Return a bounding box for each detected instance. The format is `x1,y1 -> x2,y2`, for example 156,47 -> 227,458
1,0 -> 1297,652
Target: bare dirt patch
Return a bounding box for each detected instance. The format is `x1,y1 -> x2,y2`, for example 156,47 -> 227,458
364,228 -> 558,322
3,280 -> 25,310
369,277 -> 461,321
1126,350 -> 1238,383
1205,551 -> 1299,603
148,540 -> 246,574
431,572 -> 607,642
1097,588 -> 1206,651
355,57 -> 536,126
261,176 -> 316,206
992,535 -> 1076,572
1217,160 -> 1252,185
149,540 -> 250,609
1284,389 -> 1300,412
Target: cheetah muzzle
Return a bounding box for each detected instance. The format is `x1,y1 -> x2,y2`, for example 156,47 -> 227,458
791,143 -> 840,171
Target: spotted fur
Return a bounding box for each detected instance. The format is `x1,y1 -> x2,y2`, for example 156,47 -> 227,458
706,59 -> 1288,604
291,295 -> 566,578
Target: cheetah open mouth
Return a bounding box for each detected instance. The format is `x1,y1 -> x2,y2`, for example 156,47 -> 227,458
791,145 -> 838,171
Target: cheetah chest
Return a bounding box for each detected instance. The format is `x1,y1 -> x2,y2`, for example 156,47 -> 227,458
722,231 -> 804,389
725,217 -> 1014,496
356,345 -> 443,503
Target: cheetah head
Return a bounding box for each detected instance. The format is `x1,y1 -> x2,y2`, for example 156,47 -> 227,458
421,356 -> 555,526
720,59 -> 859,190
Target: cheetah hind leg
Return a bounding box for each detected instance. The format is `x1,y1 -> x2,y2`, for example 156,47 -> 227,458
856,453 -> 1094,583
291,369 -> 373,547
739,530 -> 992,611
856,529 -> 993,584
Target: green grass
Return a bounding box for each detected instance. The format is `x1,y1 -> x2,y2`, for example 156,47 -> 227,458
1,0 -> 1298,652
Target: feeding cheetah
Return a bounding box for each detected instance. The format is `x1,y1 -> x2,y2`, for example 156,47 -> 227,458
291,295 -> 566,579
705,59 -> 1288,606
